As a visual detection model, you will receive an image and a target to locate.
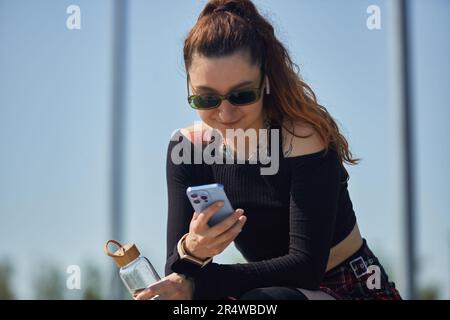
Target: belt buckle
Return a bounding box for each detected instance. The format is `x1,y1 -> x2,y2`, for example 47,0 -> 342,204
349,256 -> 368,279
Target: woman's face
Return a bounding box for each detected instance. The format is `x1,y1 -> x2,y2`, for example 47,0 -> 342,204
188,51 -> 265,134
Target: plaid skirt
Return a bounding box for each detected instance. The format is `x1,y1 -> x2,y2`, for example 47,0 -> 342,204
318,238 -> 402,300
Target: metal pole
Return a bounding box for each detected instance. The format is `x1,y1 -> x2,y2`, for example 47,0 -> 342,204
448,231 -> 450,299
390,0 -> 416,299
109,0 -> 128,300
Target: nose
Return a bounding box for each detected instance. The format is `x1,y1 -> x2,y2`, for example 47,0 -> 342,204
217,100 -> 239,123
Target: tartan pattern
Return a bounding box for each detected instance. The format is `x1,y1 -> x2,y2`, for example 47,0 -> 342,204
319,239 -> 402,300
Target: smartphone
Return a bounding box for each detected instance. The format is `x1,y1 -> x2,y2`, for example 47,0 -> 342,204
186,183 -> 235,227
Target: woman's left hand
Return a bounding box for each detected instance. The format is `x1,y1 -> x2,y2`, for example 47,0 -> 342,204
134,273 -> 194,300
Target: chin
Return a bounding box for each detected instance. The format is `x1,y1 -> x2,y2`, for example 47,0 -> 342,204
215,120 -> 244,130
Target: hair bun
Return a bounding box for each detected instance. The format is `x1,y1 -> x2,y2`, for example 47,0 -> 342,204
213,3 -> 236,13
213,1 -> 248,19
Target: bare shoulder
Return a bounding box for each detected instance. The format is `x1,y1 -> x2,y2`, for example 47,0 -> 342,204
179,123 -> 214,145
281,119 -> 326,158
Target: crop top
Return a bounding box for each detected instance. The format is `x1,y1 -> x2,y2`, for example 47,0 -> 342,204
164,123 -> 357,299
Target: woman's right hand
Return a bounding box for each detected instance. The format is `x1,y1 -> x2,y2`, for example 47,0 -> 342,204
184,201 -> 247,260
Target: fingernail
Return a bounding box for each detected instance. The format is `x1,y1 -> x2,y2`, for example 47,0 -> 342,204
237,209 -> 244,214
218,201 -> 224,207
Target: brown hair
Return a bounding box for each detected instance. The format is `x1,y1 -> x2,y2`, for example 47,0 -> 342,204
183,0 -> 360,165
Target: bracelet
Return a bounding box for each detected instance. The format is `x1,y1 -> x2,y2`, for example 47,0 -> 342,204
177,233 -> 212,267
182,234 -> 208,260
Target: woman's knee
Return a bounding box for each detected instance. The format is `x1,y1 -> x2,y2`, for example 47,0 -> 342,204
240,286 -> 307,300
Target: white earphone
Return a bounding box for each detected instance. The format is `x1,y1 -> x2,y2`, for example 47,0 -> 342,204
265,75 -> 270,95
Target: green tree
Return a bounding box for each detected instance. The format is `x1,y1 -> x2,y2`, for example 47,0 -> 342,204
82,263 -> 103,300
0,259 -> 15,299
418,285 -> 440,300
33,264 -> 64,300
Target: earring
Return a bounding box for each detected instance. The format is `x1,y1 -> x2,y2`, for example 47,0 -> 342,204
265,75 -> 270,95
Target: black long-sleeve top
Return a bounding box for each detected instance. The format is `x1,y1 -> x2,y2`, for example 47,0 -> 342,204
165,123 -> 356,299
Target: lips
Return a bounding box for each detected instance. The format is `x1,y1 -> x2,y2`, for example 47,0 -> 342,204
220,120 -> 240,126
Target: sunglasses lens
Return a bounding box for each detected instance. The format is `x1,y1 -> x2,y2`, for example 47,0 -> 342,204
189,89 -> 260,109
193,95 -> 221,109
228,90 -> 259,106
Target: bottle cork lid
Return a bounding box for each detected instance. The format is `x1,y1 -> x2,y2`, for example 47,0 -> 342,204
104,240 -> 140,268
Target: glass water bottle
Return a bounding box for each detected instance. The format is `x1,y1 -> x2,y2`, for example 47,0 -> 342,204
104,240 -> 161,298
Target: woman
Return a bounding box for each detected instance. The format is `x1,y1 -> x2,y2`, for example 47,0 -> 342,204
136,0 -> 401,300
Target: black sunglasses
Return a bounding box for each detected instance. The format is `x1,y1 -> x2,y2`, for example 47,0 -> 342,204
187,74 -> 265,110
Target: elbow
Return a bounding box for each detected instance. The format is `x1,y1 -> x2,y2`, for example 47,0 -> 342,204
305,261 -> 327,290
290,255 -> 326,290
303,273 -> 323,290
297,271 -> 322,290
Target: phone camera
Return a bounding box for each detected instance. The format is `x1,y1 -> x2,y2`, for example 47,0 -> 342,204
190,194 -> 198,198
193,199 -> 200,204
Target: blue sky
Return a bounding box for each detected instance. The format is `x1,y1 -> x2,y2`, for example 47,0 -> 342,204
0,0 -> 449,299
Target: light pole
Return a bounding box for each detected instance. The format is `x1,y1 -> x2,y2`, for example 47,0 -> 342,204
109,0 -> 128,300
390,0 -> 417,299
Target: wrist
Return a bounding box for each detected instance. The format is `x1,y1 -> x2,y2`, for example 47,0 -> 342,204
182,234 -> 195,255
183,234 -> 207,260
177,233 -> 212,267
